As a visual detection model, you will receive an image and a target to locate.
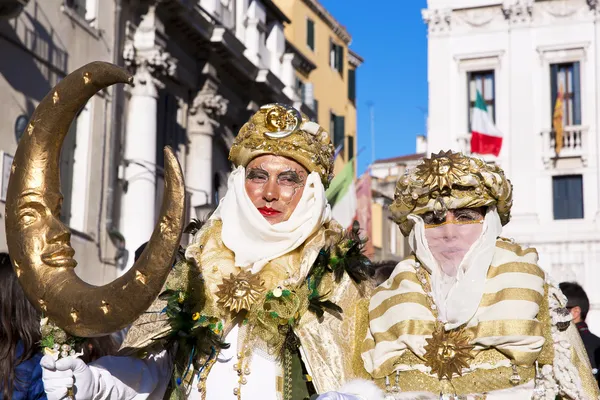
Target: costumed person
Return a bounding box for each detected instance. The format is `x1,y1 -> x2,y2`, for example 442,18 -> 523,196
39,102 -> 376,400
354,151 -> 598,399
560,282 -> 600,386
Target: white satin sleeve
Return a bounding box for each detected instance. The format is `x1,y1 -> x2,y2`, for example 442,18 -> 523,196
87,350 -> 173,400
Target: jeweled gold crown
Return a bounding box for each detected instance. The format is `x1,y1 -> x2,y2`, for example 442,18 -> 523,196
390,150 -> 513,236
229,104 -> 335,186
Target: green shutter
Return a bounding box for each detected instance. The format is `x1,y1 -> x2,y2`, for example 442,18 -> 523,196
348,68 -> 356,103
334,115 -> 345,150
347,135 -> 354,160
307,19 -> 314,50
336,45 -> 344,76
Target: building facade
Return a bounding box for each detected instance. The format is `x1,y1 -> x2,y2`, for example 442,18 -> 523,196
423,0 -> 600,330
272,0 -> 363,174
0,0 -> 308,282
369,140 -> 425,263
0,0 -> 121,284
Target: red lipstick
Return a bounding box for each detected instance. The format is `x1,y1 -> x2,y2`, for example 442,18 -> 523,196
258,207 -> 281,217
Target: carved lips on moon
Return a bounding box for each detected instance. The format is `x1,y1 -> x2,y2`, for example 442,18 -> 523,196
5,61 -> 186,337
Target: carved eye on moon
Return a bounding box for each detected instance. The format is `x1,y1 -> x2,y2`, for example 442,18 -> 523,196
262,104 -> 301,139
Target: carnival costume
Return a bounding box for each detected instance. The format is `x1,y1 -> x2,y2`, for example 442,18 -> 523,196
29,96 -> 377,399
357,151 -> 600,400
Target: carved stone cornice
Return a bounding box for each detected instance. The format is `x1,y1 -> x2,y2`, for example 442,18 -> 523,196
542,1 -> 578,19
502,0 -> 534,24
122,5 -> 176,97
123,42 -> 176,78
458,7 -> 496,28
188,81 -> 229,134
422,8 -> 452,34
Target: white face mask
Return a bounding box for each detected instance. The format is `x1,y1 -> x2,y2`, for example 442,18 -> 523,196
409,208 -> 503,328
424,221 -> 484,278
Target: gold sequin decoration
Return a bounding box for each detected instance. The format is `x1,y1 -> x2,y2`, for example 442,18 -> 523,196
390,150 -> 513,236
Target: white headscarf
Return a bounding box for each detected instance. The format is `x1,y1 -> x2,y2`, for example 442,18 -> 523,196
408,207 -> 503,330
211,166 -> 332,274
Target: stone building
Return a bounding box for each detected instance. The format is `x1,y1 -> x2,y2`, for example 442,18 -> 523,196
0,0 -> 122,284
369,137 -> 426,263
272,0 -> 363,174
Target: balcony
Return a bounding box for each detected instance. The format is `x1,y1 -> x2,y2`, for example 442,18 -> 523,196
540,125 -> 588,167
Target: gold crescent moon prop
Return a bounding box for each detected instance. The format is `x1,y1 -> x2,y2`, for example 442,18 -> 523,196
5,61 -> 186,337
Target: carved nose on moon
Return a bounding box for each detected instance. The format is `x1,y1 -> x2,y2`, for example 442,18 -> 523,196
5,61 -> 186,337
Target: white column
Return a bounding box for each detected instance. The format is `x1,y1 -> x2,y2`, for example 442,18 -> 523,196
120,7 -> 176,269
235,0 -> 249,42
186,91 -> 229,215
187,131 -> 213,209
244,17 -> 260,65
121,67 -> 159,270
266,22 -> 284,77
243,0 -> 266,66
281,53 -> 296,100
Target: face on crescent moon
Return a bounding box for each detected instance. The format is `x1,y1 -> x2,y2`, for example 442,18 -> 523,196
15,190 -> 76,269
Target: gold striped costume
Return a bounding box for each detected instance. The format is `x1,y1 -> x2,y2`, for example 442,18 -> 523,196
362,239 -> 599,399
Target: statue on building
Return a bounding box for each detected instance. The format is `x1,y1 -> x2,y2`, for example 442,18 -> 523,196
6,62 -> 377,400
351,151 -> 599,399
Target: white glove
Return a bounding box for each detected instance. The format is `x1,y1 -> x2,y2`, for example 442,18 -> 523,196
316,393 -> 361,400
41,355 -> 95,400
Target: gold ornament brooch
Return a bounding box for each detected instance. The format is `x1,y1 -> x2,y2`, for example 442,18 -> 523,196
261,103 -> 301,138
414,150 -> 470,192
216,271 -> 266,314
423,326 -> 474,381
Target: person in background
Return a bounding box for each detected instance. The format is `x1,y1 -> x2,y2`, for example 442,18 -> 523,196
372,260 -> 399,286
0,252 -> 46,400
560,281 -> 600,385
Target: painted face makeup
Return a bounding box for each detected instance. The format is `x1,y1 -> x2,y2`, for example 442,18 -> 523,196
244,154 -> 308,224
422,207 -> 486,277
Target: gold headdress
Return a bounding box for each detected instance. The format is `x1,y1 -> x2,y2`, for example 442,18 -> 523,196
390,150 -> 513,236
229,104 -> 335,186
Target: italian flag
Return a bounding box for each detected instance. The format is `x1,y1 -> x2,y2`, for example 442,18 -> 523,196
326,161 -> 357,229
471,90 -> 503,156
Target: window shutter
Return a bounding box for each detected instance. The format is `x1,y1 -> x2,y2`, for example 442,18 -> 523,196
552,175 -> 584,219
306,19 -> 314,50
334,115 -> 345,150
337,45 -> 344,76
550,64 -> 558,127
569,175 -> 584,218
348,69 -> 356,103
347,135 -> 354,160
573,61 -> 581,125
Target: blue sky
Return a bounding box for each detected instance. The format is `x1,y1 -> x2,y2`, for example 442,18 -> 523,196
320,0 -> 429,175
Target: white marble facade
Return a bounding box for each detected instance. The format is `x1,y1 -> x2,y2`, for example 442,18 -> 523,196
423,0 -> 600,331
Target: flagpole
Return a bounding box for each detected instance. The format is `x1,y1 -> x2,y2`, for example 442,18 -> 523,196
367,102 -> 375,165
